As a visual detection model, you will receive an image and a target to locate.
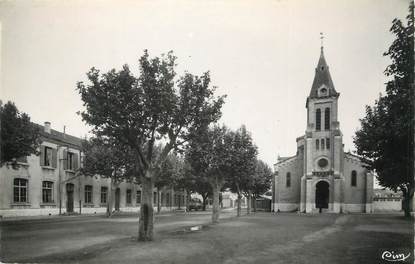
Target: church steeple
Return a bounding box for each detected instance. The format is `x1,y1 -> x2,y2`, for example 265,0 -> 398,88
308,38 -> 338,99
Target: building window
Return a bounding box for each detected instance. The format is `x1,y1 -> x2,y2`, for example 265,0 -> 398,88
101,187 -> 108,204
316,139 -> 320,150
324,108 -> 330,130
321,138 -> 325,150
67,152 -> 74,170
286,172 -> 291,188
153,192 -> 157,204
136,191 -> 141,204
42,181 -> 54,203
326,138 -> 330,149
316,109 -> 321,131
161,193 -> 165,206
85,185 -> 93,204
126,189 -> 132,204
351,171 -> 357,187
44,146 -> 53,166
13,178 -> 28,203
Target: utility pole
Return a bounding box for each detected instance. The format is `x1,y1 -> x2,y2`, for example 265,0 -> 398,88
79,149 -> 82,215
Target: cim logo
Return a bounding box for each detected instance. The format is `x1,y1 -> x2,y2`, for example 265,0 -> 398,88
381,250 -> 411,262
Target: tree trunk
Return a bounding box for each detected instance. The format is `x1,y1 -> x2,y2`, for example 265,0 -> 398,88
106,177 -> 113,217
211,178 -> 220,224
202,194 -> 208,211
186,189 -> 191,212
157,187 -> 161,214
138,173 -> 155,241
237,193 -> 242,217
253,195 -> 257,213
236,183 -> 241,217
402,187 -> 414,218
183,189 -> 188,213
247,191 -> 252,215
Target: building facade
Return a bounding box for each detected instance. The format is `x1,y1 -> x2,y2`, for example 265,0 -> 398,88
272,48 -> 374,213
0,122 -> 185,218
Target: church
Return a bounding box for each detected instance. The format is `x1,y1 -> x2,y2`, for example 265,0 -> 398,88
272,46 -> 374,214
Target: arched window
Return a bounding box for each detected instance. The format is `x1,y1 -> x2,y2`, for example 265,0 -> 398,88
325,108 -> 330,130
14,178 -> 28,203
286,172 -> 291,188
321,138 -> 325,150
316,139 -> 320,150
316,109 -> 321,131
351,171 -> 357,187
126,189 -> 132,204
326,137 -> 330,149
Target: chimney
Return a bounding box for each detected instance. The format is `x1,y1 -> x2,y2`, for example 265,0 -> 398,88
44,122 -> 51,133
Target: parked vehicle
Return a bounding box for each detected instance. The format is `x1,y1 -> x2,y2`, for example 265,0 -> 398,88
188,198 -> 203,211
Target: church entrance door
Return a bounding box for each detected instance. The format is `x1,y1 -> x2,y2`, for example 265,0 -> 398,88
315,181 -> 329,210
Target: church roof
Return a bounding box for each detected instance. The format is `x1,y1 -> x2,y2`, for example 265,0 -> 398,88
308,48 -> 339,99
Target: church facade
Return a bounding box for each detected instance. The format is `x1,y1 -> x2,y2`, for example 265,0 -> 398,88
272,48 -> 374,214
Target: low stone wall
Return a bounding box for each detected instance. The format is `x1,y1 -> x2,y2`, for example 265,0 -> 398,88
373,200 -> 402,212
0,205 -> 184,218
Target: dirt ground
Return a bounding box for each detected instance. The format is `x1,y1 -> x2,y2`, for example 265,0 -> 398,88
1,211 -> 413,264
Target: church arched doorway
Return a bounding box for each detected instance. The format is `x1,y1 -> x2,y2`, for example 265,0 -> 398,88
315,181 -> 329,210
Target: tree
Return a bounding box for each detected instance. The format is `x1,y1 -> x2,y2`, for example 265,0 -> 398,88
180,158 -> 212,211
186,125 -> 231,223
0,101 -> 41,167
251,160 -> 273,213
225,126 -> 258,216
81,136 -> 136,217
354,3 -> 414,217
77,50 -> 225,240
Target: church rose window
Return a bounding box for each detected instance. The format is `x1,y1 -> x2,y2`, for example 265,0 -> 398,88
316,109 -> 321,130
318,158 -> 328,168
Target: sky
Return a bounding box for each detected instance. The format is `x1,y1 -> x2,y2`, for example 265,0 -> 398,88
0,0 -> 410,168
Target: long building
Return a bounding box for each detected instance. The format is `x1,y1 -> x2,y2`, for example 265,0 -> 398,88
0,122 -> 185,218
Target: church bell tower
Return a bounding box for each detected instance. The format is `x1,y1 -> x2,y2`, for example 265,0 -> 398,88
302,38 -> 344,213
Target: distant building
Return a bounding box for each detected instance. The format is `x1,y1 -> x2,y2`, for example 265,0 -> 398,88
0,122 -> 184,218
272,47 -> 374,213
